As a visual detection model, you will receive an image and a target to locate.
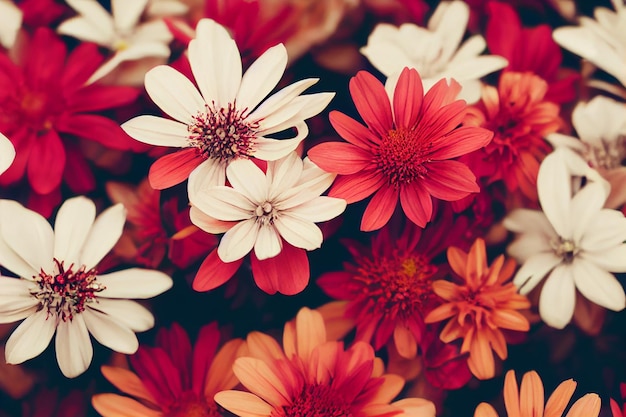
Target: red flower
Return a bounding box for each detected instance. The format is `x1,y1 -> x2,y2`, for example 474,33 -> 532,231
611,383 -> 626,417
308,68 -> 493,231
463,72 -> 561,200
485,1 -> 579,103
0,28 -> 139,215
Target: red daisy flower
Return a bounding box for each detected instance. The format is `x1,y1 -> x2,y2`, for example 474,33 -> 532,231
308,67 -> 493,231
485,1 -> 579,103
0,28 -> 138,215
92,322 -> 246,417
463,71 -> 561,200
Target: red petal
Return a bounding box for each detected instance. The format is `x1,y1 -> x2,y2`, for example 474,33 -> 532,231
27,187 -> 61,218
149,149 -> 202,190
251,242 -> 309,295
431,126 -> 493,159
62,42 -> 104,90
317,271 -> 355,299
417,100 -> 467,145
25,29 -> 66,90
329,171 -> 386,203
399,182 -> 432,228
27,129 -> 65,195
393,67 -> 423,128
349,71 -> 393,137
422,160 -> 479,201
0,129 -> 31,187
191,323 -> 220,395
360,183 -> 398,231
422,78 -> 463,115
192,249 -> 243,292
307,142 -> 373,175
329,111 -> 381,149
485,2 -> 521,66
63,143 -> 96,193
66,85 -> 140,113
55,114 -> 135,150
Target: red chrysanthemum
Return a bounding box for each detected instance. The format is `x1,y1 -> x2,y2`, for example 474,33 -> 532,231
0,28 -> 139,215
485,1 -> 578,103
317,214 -> 462,359
92,322 -> 245,417
463,71 -> 561,201
308,67 -> 493,231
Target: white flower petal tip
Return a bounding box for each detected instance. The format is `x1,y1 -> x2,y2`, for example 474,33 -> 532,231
98,269 -> 173,299
0,0 -> 22,49
0,132 -> 15,176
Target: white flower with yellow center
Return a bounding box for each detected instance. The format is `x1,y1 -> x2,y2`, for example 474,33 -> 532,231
0,197 -> 172,378
504,149 -> 626,329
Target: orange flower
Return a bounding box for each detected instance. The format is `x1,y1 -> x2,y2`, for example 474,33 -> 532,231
92,323 -> 245,417
215,307 -> 436,417
474,370 -> 601,417
424,238 -> 530,380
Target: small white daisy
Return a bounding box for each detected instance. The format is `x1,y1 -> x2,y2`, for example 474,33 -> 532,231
360,0 -> 507,103
189,152 -> 346,262
504,149 -> 626,329
122,18 -> 335,192
0,196 -> 172,378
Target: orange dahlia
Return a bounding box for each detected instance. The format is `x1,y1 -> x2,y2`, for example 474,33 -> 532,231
475,370 -> 601,417
92,322 -> 245,417
424,238 -> 530,380
215,307 -> 436,417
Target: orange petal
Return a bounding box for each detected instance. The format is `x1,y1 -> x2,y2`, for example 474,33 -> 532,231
424,303 -> 457,324
100,366 -> 157,406
214,390 -> 274,417
247,332 -> 285,364
447,246 -> 468,278
503,370 -> 522,417
204,339 -> 247,397
316,301 -> 355,341
544,379 -> 576,417
91,393 -> 161,417
467,238 -> 488,286
519,371 -> 545,417
467,331 -> 495,380
293,307 -> 327,364
475,403 -> 500,417
431,280 -> 462,301
564,394 -> 601,417
491,309 -> 530,332
369,374 -> 405,403
393,325 -> 418,359
232,357 -> 291,407
392,398 -> 437,417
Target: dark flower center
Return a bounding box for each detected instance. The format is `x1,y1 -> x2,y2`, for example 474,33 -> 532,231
277,384 -> 353,417
375,128 -> 430,186
164,392 -> 223,417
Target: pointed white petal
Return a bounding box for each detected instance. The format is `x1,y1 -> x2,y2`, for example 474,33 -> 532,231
248,78 -> 319,122
122,115 -> 190,148
97,268 -> 172,299
132,19 -> 174,43
187,159 -> 227,199
444,56 -> 508,81
512,252 -> 562,294
504,210 -> 552,234
455,79 -> 482,104
5,309 -> 56,364
226,158 -> 269,203
579,209 -> 626,252
237,44 -> 288,111
58,0 -> 116,46
111,0 -> 148,33
288,197 -> 346,223
82,309 -> 139,354
189,205 -> 233,234
145,65 -> 206,124
55,316 -> 93,378
88,42 -> 171,84
581,245 -> 626,272
253,226 -> 283,260
0,200 -> 54,274
267,152 -> 302,201
191,186 -> 255,221
570,182 -> 609,242
429,0 -> 469,62
89,299 -> 154,332
507,233 -> 552,263
257,93 -> 334,136
0,278 -> 39,323
80,204 -> 126,270
571,258 -> 625,311
53,197 -> 96,267
537,151 -> 574,238
273,214 -> 323,251
538,265 -> 576,329
0,133 -> 15,175
0,1 -> 21,49
253,134 -> 306,161
449,35 -> 485,61
217,219 -> 259,262
0,202 -> 39,278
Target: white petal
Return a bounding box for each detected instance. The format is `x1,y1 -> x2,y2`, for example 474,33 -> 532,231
97,268 -> 172,299
429,0 -> 469,62
512,252 -> 562,294
132,19 -> 173,43
276,159 -> 336,209
257,93 -> 334,136
90,299 -> 154,332
579,209 -> 626,251
443,55 -> 508,81
571,258 -> 625,311
253,134 -> 307,161
189,206 -> 232,234
236,44 -> 288,111
187,158 -> 227,199
189,18 -> 242,107
122,115 -> 190,148
253,226 -> 283,260
145,65 -> 206,124
82,309 -> 139,354
191,186 -> 255,221
537,151 -> 573,238
0,199 -> 54,274
267,152 -> 303,201
0,205 -> 38,278
288,197 -> 346,223
570,182 -> 609,243
248,78 -> 319,122
581,245 -> 626,272
58,0 -> 115,46
507,233 -> 552,263
0,133 -> 15,175
273,214 -> 323,251
218,219 -> 259,262
5,309 -> 56,364
449,35 -> 485,62
55,316 -> 93,378
455,79 -> 482,104
53,197 -> 96,267
538,265 -> 576,329
226,158 -> 269,203
0,278 -> 39,323
0,1 -> 22,49
80,204 -> 126,270
111,0 -> 148,33
87,42 -> 171,84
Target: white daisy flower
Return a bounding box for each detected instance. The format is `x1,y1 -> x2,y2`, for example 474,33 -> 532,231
0,0 -> 22,50
0,132 -> 15,175
189,152 -> 346,262
504,149 -> 626,329
57,0 -> 175,84
0,197 -> 172,378
359,0 -> 507,103
553,0 -> 626,87
122,18 -> 335,191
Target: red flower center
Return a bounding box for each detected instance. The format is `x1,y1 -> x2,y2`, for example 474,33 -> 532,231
188,102 -> 259,162
0,87 -> 61,136
32,258 -> 105,322
375,128 -> 430,186
354,253 -> 437,320
164,392 -> 222,417
278,384 -> 353,417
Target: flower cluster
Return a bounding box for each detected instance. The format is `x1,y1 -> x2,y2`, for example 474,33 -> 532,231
0,0 -> 624,416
